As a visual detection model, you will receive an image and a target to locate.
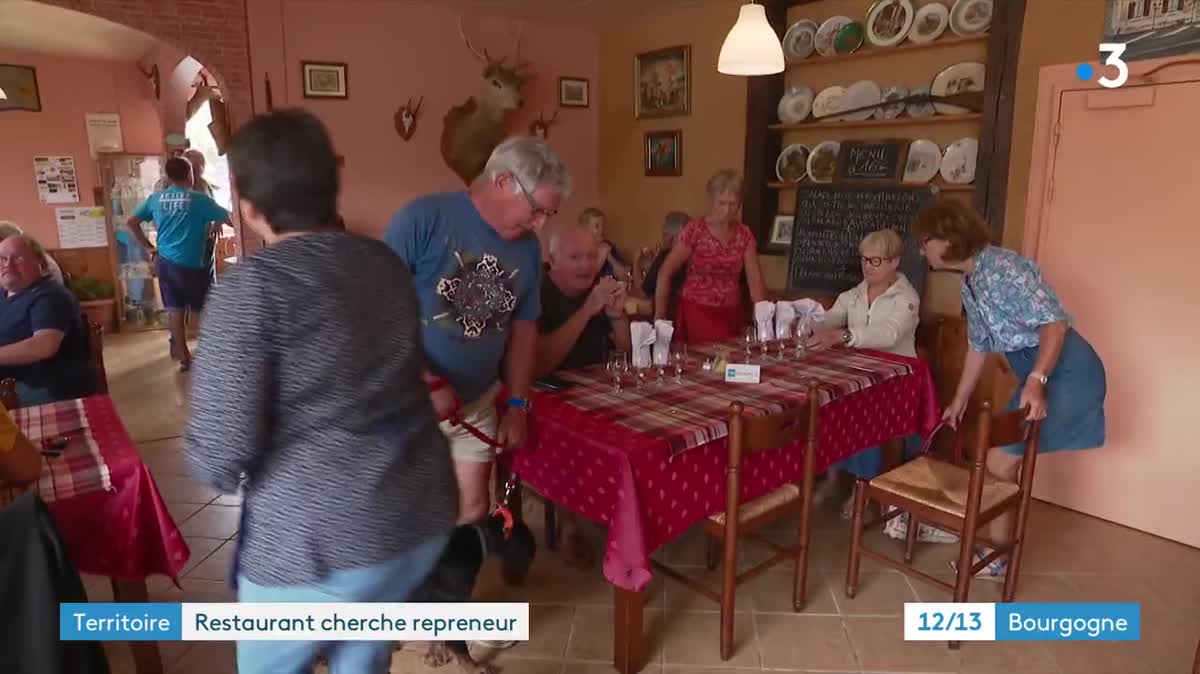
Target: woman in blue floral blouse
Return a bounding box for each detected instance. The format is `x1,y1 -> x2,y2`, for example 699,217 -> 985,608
913,201 -> 1106,578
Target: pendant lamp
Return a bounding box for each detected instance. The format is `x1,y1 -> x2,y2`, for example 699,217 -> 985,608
717,2 -> 785,76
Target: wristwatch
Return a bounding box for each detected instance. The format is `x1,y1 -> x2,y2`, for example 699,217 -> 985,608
841,330 -> 854,346
1028,371 -> 1049,386
506,397 -> 532,412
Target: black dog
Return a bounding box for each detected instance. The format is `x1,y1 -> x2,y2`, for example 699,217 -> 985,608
412,513 -> 537,674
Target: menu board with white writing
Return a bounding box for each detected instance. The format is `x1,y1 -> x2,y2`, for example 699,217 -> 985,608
785,185 -> 934,297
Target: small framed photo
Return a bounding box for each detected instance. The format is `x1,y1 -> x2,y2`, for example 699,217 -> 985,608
644,130 -> 682,177
0,64 -> 41,112
559,77 -> 589,108
301,61 -> 348,100
770,214 -> 795,248
635,45 -> 690,119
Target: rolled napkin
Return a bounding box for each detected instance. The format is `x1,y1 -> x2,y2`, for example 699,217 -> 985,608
775,301 -> 796,340
754,301 -> 776,342
653,320 -> 674,367
630,321 -> 657,369
792,298 -> 826,322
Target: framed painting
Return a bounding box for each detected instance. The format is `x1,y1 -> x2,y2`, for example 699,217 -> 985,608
770,214 -> 795,249
635,45 -> 690,119
559,77 -> 589,108
0,64 -> 41,112
645,129 -> 682,177
301,61 -> 348,99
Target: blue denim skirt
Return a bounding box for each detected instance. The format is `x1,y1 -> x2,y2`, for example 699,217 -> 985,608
1002,328 -> 1106,455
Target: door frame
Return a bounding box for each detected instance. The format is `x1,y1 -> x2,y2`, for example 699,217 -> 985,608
1023,55 -> 1200,261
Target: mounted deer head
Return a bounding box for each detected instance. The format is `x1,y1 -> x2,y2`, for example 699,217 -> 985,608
138,63 -> 161,100
394,96 -> 423,141
440,16 -> 533,184
528,109 -> 559,140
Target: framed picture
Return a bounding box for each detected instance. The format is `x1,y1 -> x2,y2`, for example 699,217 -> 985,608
301,61 -> 348,99
770,214 -> 795,248
1104,0 -> 1200,61
559,77 -> 589,108
0,64 -> 41,112
635,45 -> 690,119
645,130 -> 682,177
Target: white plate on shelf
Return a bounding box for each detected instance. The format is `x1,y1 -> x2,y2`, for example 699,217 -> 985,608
865,0 -> 914,48
777,85 -> 814,124
875,84 -> 909,119
807,140 -> 841,183
908,2 -> 950,43
950,0 -> 993,36
783,19 -> 820,61
903,139 -> 941,184
940,137 -> 978,184
907,84 -> 936,117
815,16 -> 853,57
776,144 -> 811,183
840,80 -> 882,121
812,85 -> 847,120
931,61 -> 985,114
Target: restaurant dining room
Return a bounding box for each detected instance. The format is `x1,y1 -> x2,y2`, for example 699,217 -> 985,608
1,0 -> 1198,673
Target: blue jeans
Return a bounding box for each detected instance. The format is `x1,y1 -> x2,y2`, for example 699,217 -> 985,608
15,382 -> 53,406
236,533 -> 449,674
835,434 -> 923,479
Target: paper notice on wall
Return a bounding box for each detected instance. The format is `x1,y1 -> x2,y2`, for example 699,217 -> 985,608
56,206 -> 108,249
85,113 -> 124,158
33,156 -> 80,204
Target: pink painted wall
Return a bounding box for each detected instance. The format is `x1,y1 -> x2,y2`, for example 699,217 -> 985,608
245,0 -> 600,239
0,48 -> 163,247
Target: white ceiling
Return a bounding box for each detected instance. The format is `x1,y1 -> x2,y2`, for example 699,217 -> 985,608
0,0 -> 158,61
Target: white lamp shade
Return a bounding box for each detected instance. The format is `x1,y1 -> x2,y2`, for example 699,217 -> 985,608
718,3 -> 785,76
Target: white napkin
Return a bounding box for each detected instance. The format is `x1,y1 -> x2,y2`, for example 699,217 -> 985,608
775,301 -> 796,340
630,321 -> 657,369
792,298 -> 826,322
754,301 -> 776,342
653,320 -> 674,367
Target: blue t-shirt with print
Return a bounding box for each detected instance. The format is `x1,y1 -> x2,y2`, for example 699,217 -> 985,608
384,192 -> 542,404
133,186 -> 227,269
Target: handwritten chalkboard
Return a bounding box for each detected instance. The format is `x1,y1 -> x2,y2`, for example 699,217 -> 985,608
785,185 -> 935,297
836,140 -> 908,182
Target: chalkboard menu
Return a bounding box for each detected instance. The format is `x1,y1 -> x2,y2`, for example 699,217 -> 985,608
836,140 -> 908,182
785,185 -> 935,297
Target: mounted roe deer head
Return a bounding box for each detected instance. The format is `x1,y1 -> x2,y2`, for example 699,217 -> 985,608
440,16 -> 532,184
528,109 -> 558,140
394,96 -> 423,141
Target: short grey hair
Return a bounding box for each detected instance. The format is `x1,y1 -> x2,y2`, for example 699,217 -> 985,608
705,169 -> 743,198
859,229 -> 904,258
663,211 -> 689,236
547,221 -> 596,257
1,233 -> 49,271
481,136 -> 573,198
0,221 -> 23,240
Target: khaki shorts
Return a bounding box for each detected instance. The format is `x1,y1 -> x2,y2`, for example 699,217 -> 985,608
440,384 -> 500,464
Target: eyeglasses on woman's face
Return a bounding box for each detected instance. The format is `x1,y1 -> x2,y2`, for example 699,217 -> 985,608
860,255 -> 896,268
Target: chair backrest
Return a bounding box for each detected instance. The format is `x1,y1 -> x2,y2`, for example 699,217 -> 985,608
959,402 -> 1043,523
0,378 -> 17,410
85,318 -> 108,395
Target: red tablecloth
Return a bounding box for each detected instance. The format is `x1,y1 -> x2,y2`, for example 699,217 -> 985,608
5,396 -> 189,580
511,348 -> 938,592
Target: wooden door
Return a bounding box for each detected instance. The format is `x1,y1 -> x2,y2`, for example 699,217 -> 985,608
1029,77 -> 1200,547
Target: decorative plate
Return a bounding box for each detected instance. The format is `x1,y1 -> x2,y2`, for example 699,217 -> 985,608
776,144 -> 811,183
783,19 -> 820,61
807,140 -> 841,183
903,139 -> 941,184
949,0 -> 993,36
812,85 -> 847,120
834,21 -> 866,54
865,0 -> 915,48
839,80 -> 882,122
815,16 -> 853,57
907,84 -> 936,117
876,84 -> 909,119
908,2 -> 950,43
940,137 -> 978,184
777,85 -> 815,124
930,61 -> 985,114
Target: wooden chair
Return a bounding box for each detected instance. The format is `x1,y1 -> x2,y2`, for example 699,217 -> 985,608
652,384 -> 820,661
84,318 -> 109,395
846,402 -> 1042,648
0,379 -> 17,410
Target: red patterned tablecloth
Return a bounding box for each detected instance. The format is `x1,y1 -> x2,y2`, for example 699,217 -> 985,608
6,396 -> 190,581
510,347 -> 938,592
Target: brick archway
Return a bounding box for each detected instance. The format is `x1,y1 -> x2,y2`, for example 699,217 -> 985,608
40,0 -> 252,128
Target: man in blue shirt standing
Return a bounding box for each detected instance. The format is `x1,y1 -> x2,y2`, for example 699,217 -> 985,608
385,137 -> 571,532
127,157 -> 229,370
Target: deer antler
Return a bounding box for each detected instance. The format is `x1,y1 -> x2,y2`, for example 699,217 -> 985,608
513,22 -> 530,71
458,15 -> 488,63
414,96 -> 423,115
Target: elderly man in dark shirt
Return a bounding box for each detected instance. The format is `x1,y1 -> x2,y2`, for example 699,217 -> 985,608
0,235 -> 94,405
535,222 -> 631,565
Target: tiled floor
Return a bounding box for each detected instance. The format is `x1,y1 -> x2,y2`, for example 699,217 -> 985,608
97,331 -> 1200,674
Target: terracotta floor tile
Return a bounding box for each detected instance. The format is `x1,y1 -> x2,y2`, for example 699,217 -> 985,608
178,504 -> 241,539
565,605 -> 665,665
843,616 -> 958,673
755,613 -> 858,671
659,610 -> 759,668
185,539 -> 236,582
836,570 -> 918,616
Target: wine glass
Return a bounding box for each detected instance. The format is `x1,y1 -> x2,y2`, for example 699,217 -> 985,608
743,326 -> 756,363
795,316 -> 811,359
635,362 -> 649,390
671,344 -> 687,384
611,351 -> 629,393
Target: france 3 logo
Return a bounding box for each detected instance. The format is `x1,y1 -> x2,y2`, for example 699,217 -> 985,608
1076,44 -> 1129,89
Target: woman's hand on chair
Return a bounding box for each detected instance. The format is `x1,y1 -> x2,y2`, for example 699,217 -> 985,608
942,395 -> 969,429
1018,379 -> 1048,421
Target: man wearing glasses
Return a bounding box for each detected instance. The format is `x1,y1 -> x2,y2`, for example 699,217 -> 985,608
385,137 -> 571,538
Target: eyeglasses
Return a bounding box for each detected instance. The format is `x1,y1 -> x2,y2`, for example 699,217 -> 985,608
860,256 -> 896,267
0,254 -> 30,267
512,175 -> 557,221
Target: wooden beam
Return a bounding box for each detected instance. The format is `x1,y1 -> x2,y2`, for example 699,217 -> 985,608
974,0 -> 1027,243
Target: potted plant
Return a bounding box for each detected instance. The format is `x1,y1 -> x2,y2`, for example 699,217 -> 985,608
68,275 -> 117,333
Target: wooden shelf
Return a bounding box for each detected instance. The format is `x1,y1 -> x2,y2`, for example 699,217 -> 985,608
767,181 -> 976,192
770,112 -> 980,132
786,34 -> 988,68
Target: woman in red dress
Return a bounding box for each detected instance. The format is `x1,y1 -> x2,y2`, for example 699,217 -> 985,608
653,170 -> 767,344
